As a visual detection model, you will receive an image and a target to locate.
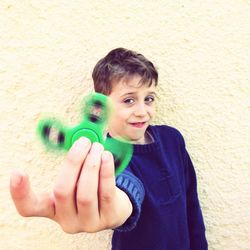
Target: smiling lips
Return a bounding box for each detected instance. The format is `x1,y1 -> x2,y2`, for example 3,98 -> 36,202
130,122 -> 146,128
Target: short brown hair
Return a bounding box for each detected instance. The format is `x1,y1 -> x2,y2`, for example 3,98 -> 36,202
92,48 -> 158,95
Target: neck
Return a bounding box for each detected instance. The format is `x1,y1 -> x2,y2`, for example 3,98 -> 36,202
144,130 -> 154,144
106,130 -> 154,145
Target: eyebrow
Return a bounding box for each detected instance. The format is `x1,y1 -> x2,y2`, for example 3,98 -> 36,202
148,91 -> 157,96
120,91 -> 157,98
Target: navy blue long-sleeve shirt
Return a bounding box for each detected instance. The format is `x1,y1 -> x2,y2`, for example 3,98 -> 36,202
113,125 -> 208,250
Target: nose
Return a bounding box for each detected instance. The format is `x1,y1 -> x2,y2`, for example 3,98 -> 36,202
133,103 -> 147,117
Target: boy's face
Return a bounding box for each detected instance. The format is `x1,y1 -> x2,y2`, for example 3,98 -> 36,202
108,75 -> 156,144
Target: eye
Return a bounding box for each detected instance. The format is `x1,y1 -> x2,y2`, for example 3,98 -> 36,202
145,95 -> 155,104
123,98 -> 135,105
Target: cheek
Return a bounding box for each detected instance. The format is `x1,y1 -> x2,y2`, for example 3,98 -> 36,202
115,107 -> 131,119
110,109 -> 127,126
149,106 -> 156,118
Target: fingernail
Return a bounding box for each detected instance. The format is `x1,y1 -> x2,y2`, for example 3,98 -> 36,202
11,171 -> 23,187
74,137 -> 90,148
91,142 -> 104,153
102,151 -> 111,162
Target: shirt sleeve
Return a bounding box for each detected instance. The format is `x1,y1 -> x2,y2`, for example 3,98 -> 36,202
113,170 -> 145,232
181,136 -> 208,250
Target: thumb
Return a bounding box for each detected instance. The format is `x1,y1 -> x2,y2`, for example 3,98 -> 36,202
10,169 -> 30,200
10,169 -> 55,218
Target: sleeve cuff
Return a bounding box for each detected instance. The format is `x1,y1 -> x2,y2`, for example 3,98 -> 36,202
114,171 -> 145,232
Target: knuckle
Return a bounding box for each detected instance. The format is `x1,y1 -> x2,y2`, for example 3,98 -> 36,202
100,193 -> 113,204
77,195 -> 93,207
53,187 -> 68,201
65,152 -> 81,167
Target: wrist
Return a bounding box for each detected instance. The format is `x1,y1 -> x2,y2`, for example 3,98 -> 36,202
112,188 -> 132,228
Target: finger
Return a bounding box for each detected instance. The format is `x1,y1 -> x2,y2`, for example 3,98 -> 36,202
10,169 -> 55,218
99,152 -> 133,229
99,151 -> 116,208
76,142 -> 104,226
53,137 -> 91,220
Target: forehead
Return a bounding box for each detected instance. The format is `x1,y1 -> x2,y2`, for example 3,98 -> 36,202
110,75 -> 156,96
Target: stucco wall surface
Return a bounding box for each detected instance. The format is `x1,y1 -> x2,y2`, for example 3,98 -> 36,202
0,1 -> 249,249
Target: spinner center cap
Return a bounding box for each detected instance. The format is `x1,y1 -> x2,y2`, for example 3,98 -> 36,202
71,129 -> 100,144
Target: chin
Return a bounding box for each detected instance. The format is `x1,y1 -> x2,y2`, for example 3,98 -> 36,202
129,135 -> 145,143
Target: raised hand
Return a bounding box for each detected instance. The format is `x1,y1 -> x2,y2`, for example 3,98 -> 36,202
10,137 -> 132,233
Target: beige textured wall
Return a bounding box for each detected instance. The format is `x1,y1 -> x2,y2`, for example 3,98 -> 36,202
1,1 -> 249,249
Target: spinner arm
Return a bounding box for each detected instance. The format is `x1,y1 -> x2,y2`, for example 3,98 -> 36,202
37,93 -> 133,176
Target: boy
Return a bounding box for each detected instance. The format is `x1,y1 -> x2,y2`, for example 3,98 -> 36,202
10,48 -> 208,249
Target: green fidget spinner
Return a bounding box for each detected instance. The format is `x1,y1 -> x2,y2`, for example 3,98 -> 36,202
37,92 -> 133,176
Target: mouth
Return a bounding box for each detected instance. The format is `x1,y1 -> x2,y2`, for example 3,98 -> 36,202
129,122 -> 147,128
